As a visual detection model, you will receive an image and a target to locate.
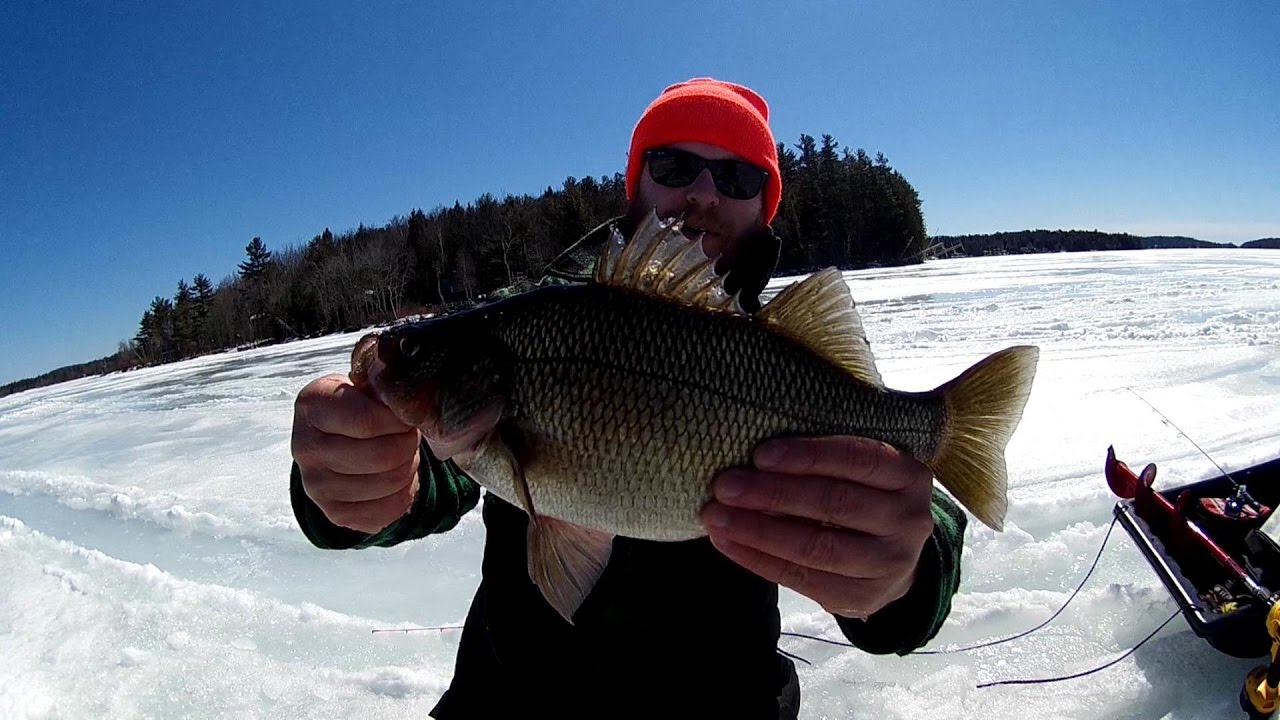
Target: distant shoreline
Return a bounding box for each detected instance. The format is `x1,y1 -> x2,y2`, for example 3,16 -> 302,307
4,242 -> 1277,398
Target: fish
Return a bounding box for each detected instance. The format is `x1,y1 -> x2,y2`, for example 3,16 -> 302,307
350,209 -> 1039,623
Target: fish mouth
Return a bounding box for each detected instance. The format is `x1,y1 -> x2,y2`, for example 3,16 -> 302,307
349,333 -> 380,389
349,330 -> 438,429
349,329 -> 504,455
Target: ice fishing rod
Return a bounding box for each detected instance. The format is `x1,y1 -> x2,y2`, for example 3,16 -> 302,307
975,431 -> 1275,693
1123,386 -> 1263,513
1108,441 -> 1280,718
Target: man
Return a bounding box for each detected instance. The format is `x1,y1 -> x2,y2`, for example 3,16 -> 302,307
290,78 -> 967,719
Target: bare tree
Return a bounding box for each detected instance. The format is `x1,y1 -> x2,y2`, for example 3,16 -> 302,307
455,246 -> 476,303
352,238 -> 412,321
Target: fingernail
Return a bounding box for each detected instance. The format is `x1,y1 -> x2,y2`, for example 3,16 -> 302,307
703,503 -> 732,529
755,441 -> 786,469
715,473 -> 746,500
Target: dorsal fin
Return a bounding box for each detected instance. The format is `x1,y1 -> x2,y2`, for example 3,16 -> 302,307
594,209 -> 745,316
756,268 -> 883,386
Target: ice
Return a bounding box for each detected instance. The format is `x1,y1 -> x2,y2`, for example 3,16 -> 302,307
2,248 -> 1279,718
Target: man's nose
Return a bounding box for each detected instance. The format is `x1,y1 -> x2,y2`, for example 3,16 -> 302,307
684,169 -> 720,208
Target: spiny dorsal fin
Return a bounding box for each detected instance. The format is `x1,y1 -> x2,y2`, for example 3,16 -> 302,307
756,268 -> 883,386
594,208 -> 744,316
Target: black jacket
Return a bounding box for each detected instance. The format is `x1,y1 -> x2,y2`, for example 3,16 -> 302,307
290,216 -> 967,719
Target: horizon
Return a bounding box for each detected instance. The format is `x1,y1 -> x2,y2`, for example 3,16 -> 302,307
2,2 -> 1277,384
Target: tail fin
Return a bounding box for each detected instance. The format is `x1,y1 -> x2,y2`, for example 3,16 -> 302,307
931,345 -> 1039,531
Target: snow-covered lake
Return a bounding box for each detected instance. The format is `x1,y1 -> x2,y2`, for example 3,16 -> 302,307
3,249 -> 1279,719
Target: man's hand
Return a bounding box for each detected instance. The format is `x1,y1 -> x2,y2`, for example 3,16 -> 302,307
701,436 -> 936,620
291,374 -> 423,534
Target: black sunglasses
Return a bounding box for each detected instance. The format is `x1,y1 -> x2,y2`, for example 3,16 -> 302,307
644,148 -> 768,201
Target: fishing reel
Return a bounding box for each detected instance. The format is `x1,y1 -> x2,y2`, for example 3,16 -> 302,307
1227,486 -> 1268,519
1241,599 -> 1280,719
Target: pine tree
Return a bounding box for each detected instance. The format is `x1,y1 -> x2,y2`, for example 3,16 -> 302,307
135,297 -> 176,363
238,237 -> 272,281
134,310 -> 155,363
405,208 -> 443,305
236,237 -> 275,342
173,279 -> 196,358
191,274 -> 214,344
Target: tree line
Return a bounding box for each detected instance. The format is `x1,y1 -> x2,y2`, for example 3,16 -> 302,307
928,229 -> 1239,257
0,133 -> 926,396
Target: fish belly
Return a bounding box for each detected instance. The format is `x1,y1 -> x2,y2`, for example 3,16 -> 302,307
504,362 -> 793,541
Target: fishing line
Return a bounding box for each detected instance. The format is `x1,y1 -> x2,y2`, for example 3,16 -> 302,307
780,514 -> 1120,655
1124,386 -> 1266,519
371,624 -> 465,634
373,622 -> 820,667
777,648 -> 813,667
1123,386 -> 1242,490
915,513 -> 1120,654
973,392 -> 1241,688
975,610 -> 1180,689
370,622 -> 818,667
379,517 -> 1122,673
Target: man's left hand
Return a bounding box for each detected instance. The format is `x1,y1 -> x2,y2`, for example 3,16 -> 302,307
701,436 -> 936,620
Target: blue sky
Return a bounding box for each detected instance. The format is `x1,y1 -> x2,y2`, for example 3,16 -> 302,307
2,1 -> 1277,385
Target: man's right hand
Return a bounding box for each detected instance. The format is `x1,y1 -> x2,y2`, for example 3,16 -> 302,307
291,374 -> 423,534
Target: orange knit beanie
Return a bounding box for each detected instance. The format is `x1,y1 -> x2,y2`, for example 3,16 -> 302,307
625,78 -> 782,225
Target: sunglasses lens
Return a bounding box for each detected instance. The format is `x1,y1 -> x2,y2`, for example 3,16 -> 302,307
647,150 -> 702,188
714,163 -> 766,200
646,149 -> 766,200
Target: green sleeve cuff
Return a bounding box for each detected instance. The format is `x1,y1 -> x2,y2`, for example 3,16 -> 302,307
833,488 -> 967,655
290,439 -> 481,550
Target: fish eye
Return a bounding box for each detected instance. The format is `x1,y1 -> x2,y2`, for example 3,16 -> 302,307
399,336 -> 420,358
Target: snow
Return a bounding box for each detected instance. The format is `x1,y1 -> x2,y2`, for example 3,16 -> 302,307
3,248 -> 1279,719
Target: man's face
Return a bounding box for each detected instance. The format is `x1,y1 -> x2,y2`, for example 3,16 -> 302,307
631,141 -> 766,271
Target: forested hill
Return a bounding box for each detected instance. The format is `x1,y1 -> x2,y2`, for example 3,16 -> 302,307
1243,238 -> 1280,249
1140,235 -> 1236,249
928,229 -> 1237,256
2,133 -> 925,397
